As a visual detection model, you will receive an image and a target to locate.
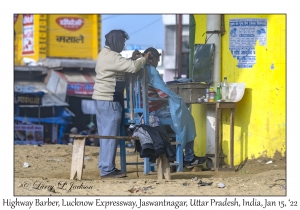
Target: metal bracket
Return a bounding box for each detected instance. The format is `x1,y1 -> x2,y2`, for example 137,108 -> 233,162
206,30 -> 222,35
202,30 -> 223,44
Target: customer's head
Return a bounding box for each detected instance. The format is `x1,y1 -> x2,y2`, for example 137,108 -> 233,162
143,47 -> 161,68
105,29 -> 129,53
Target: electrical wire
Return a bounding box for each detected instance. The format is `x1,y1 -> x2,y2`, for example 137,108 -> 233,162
128,17 -> 162,36
16,15 -> 165,48
100,15 -> 121,21
15,15 -> 166,55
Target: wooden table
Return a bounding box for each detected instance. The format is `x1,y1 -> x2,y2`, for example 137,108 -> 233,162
215,102 -> 235,171
194,102 -> 236,171
166,83 -> 236,170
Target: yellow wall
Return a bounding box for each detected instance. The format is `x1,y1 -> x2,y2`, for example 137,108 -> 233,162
14,14 -> 100,65
47,14 -> 99,59
193,14 -> 286,164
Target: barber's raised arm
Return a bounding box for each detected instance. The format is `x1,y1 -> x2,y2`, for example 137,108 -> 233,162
130,50 -> 142,60
113,52 -> 153,73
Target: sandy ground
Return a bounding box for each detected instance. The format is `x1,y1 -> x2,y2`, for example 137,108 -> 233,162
14,144 -> 286,196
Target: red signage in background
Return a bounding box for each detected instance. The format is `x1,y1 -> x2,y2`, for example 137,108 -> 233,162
56,17 -> 84,31
67,82 -> 94,95
14,14 -> 19,24
22,14 -> 34,55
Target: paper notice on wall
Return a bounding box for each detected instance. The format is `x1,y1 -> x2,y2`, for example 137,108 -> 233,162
22,14 -> 35,55
229,18 -> 267,68
228,83 -> 246,102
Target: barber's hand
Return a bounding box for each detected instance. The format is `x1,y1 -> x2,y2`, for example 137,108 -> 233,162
131,50 -> 142,60
143,51 -> 152,62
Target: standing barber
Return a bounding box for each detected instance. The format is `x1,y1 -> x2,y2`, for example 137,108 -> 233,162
92,29 -> 151,178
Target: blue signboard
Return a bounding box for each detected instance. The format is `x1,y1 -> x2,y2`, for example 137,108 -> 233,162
229,18 -> 267,68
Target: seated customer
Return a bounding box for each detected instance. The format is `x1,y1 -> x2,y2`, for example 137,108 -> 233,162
142,47 -> 207,168
140,76 -> 170,119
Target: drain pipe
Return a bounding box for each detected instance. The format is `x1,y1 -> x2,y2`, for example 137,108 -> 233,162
207,15 -> 221,84
205,15 -> 221,162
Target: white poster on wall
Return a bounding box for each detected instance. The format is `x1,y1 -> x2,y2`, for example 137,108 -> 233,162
229,18 -> 267,68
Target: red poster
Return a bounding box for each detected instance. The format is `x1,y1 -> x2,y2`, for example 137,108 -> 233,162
22,14 -> 35,55
56,17 -> 84,31
67,82 -> 94,95
14,14 -> 19,24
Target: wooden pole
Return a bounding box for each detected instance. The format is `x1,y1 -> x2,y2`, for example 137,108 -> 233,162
189,14 -> 196,79
177,14 -> 183,78
38,105 -> 40,124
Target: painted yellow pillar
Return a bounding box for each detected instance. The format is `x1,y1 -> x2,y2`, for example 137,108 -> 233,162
192,15 -> 207,156
193,14 -> 286,165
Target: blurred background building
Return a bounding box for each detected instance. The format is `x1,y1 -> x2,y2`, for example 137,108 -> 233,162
14,14 -> 101,144
14,14 -> 186,145
162,15 -> 190,81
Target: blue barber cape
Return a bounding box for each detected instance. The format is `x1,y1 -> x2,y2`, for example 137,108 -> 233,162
145,64 -> 196,147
